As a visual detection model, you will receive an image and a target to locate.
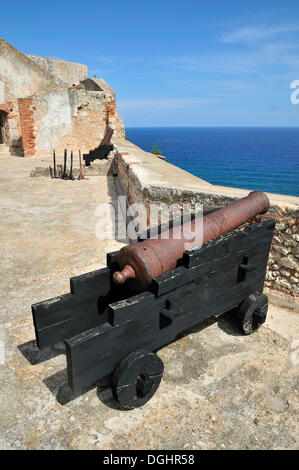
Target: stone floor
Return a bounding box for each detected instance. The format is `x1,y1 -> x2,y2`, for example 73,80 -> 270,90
0,153 -> 298,450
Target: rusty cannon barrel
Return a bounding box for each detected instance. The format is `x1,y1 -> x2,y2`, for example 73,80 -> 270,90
113,190 -> 270,292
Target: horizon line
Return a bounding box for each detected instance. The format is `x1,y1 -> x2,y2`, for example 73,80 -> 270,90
125,125 -> 299,129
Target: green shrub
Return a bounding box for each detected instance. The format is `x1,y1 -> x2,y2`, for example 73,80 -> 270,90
153,144 -> 162,155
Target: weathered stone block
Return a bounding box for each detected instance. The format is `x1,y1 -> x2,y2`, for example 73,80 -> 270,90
275,223 -> 285,231
274,277 -> 292,290
281,254 -> 298,271
266,271 -> 277,280
272,244 -> 292,256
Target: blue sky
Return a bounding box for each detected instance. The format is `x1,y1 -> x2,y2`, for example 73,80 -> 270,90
1,0 -> 299,126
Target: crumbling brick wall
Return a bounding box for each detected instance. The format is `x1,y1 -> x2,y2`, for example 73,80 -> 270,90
24,81 -> 124,155
0,40 -> 125,156
18,98 -> 35,156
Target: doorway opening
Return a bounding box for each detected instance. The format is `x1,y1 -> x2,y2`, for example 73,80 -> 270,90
0,112 -> 6,144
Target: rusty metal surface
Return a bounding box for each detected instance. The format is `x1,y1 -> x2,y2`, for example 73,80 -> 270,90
100,126 -> 114,146
201,190 -> 269,243
113,191 -> 270,292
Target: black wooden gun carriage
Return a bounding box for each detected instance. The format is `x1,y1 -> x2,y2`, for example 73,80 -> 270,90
32,215 -> 275,409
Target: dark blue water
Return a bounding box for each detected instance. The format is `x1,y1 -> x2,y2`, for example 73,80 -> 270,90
126,127 -> 299,197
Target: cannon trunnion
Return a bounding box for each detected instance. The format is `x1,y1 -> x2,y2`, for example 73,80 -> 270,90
32,219 -> 275,409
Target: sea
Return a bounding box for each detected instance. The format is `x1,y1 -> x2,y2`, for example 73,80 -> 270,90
126,127 -> 299,197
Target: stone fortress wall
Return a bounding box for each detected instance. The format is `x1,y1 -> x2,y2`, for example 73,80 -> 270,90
0,39 -> 124,156
26,55 -> 88,87
0,39 -> 66,154
18,78 -> 124,156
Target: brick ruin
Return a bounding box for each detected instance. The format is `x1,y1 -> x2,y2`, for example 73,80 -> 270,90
0,39 -> 125,156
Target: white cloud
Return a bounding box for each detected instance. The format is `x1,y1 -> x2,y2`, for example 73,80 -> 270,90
221,24 -> 299,44
170,79 -> 252,93
159,35 -> 299,79
118,97 -> 219,111
160,53 -> 259,74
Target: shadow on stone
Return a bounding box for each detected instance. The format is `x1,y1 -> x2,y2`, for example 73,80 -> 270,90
177,317 -> 217,339
43,369 -> 95,405
42,370 -> 119,407
216,310 -> 244,337
176,309 -> 245,340
18,340 -> 65,365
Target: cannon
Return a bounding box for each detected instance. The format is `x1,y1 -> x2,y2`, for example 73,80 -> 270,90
113,191 -> 270,292
83,127 -> 114,166
31,192 -> 275,409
